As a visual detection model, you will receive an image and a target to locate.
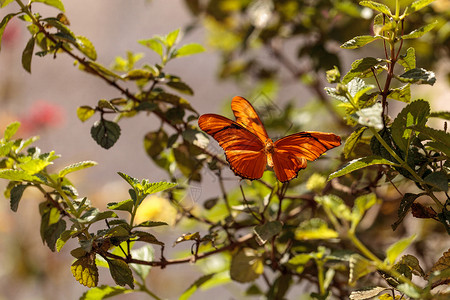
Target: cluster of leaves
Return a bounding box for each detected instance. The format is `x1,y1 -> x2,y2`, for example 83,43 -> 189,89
0,0 -> 449,300
0,122 -> 179,296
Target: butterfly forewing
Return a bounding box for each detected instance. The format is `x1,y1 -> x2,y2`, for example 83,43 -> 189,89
231,96 -> 269,143
198,114 -> 267,180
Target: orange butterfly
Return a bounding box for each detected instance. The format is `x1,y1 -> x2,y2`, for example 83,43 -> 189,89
198,96 -> 341,182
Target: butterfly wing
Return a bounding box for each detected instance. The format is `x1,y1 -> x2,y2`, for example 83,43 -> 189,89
231,96 -> 269,143
272,132 -> 341,182
198,114 -> 267,180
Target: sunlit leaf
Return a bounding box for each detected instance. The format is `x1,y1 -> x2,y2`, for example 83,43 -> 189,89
58,161 -> 97,177
398,68 -> 436,85
76,35 -> 97,60
77,106 -> 95,122
328,156 -> 398,180
359,1 -> 392,15
391,99 -> 429,151
406,0 -> 435,15
179,274 -> 216,300
385,235 -> 416,265
130,245 -> 154,281
80,285 -> 132,300
31,0 -> 65,11
341,35 -> 381,49
342,57 -> 384,84
351,193 -> 378,231
349,286 -> 388,299
356,103 -> 383,130
344,127 -> 367,159
402,21 -> 438,40
173,43 -> 205,58
230,248 -> 264,283
71,257 -> 98,288
398,47 -> 416,71
349,254 -> 376,285
295,218 -> 338,240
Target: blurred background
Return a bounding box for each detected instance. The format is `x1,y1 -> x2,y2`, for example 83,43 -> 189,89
0,0 -> 449,299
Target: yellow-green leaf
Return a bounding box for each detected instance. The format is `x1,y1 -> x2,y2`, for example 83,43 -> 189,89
71,257 -> 99,288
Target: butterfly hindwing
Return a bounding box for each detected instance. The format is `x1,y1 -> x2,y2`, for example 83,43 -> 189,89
198,114 -> 267,180
272,132 -> 341,182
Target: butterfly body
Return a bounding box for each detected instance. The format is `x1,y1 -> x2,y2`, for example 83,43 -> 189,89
198,96 -> 341,182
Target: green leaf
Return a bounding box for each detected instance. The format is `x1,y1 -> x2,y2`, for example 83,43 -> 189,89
42,217 -> 66,252
356,103 -> 383,130
71,256 -> 99,288
342,57 -> 384,84
75,35 -> 97,60
388,84 -> 411,103
142,181 -> 177,195
349,286 -> 388,300
138,38 -> 164,58
0,13 -> 17,51
398,47 -> 416,71
402,21 -> 438,40
59,160 -> 97,177
179,274 -> 216,300
386,235 -> 416,265
107,199 -> 134,213
173,43 -> 205,58
341,35 -> 381,49
359,1 -> 392,15
0,169 -> 43,182
19,157 -> 52,174
424,171 -> 448,192
136,221 -> 168,228
349,254 -> 376,284
391,193 -> 423,230
80,285 -> 132,300
315,194 -> 352,221
56,229 -> 76,252
230,248 -> 264,283
398,68 -> 436,85
406,0 -> 434,15
344,127 -> 367,159
351,193 -> 378,231
396,283 -> 421,298
430,111 -> 450,120
77,106 -> 96,122
347,77 -> 374,100
90,120 -> 121,149
166,80 -> 194,95
324,87 -> 348,103
0,0 -> 15,8
391,99 -> 430,151
411,125 -> 450,149
31,0 -> 65,11
10,184 -> 28,212
3,121 -> 20,140
328,156 -> 398,180
107,259 -> 134,289
253,221 -> 282,246
22,37 -> 35,73
287,253 -> 314,273
295,218 -> 339,240
130,245 -> 154,281
165,28 -> 180,48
